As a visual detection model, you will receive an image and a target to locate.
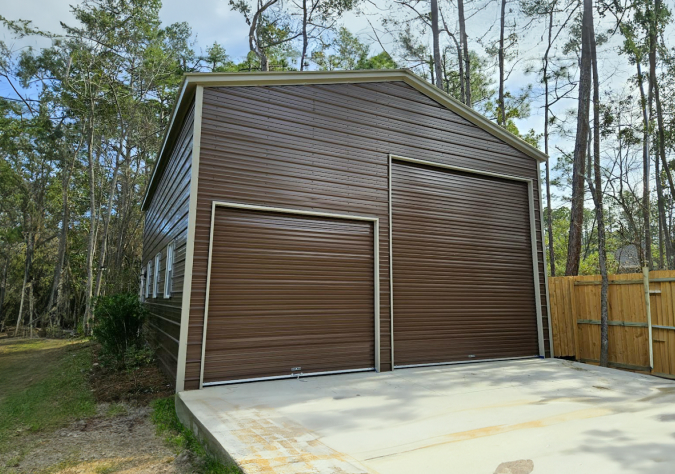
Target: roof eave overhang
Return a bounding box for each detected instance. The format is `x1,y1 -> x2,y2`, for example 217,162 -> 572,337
141,69 -> 547,211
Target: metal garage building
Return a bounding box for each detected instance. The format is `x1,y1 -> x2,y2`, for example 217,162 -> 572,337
141,69 -> 552,392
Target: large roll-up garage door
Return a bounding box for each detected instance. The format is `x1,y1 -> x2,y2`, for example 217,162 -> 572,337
392,160 -> 540,367
202,207 -> 375,385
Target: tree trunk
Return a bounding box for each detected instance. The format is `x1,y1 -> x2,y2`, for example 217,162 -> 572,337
544,7 -> 555,276
651,76 -> 675,241
46,148 -> 75,321
440,15 -> 464,101
94,148 -> 122,300
589,17 -> 609,368
300,0 -> 308,71
430,0 -> 443,89
0,252 -> 8,332
248,1 -> 276,71
657,156 -> 664,269
498,0 -> 507,126
28,282 -> 34,339
457,0 -> 471,106
652,11 -> 674,268
83,110 -> 97,333
636,60 -> 652,269
655,154 -> 674,268
15,226 -> 34,335
565,0 -> 593,276
456,40 -> 465,103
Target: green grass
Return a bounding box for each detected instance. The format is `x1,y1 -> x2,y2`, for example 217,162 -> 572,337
0,338 -> 96,471
151,396 -> 241,474
0,338 -> 237,473
0,338 -> 96,448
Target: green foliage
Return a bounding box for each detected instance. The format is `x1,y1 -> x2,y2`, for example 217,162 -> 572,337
359,51 -> 398,70
151,397 -> 241,474
312,27 -> 397,71
202,42 -> 235,72
546,203 -> 631,277
92,293 -> 149,368
123,345 -> 156,369
0,0 -> 198,331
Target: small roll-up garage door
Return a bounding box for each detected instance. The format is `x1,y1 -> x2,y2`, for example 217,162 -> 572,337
392,161 -> 540,367
202,207 -> 375,385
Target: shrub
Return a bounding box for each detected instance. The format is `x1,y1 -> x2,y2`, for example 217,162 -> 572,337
92,293 -> 149,368
123,345 -> 155,369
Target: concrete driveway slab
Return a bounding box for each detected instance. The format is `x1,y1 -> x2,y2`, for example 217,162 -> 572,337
177,359 -> 675,473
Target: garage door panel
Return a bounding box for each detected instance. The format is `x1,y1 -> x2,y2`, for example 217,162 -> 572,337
206,317 -> 375,334
205,334 -> 374,351
203,207 -> 375,384
392,161 -> 539,366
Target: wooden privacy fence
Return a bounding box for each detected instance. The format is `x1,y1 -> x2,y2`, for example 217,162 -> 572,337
549,270 -> 675,378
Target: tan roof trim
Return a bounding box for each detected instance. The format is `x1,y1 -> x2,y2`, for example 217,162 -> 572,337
142,69 -> 547,211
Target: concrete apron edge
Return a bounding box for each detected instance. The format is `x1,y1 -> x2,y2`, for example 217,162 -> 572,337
175,393 -> 240,469
176,391 -> 371,474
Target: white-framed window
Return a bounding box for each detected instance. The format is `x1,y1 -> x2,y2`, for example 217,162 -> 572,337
146,261 -> 152,298
164,241 -> 175,298
153,252 -> 161,298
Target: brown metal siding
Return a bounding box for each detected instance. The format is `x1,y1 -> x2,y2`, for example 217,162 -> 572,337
183,82 -> 549,389
203,207 -> 375,384
391,161 -> 540,366
142,101 -> 194,383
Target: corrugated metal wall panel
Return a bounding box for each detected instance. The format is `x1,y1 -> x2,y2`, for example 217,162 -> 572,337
182,82 -> 550,389
202,207 -> 375,384
392,161 -> 540,366
142,101 -> 194,382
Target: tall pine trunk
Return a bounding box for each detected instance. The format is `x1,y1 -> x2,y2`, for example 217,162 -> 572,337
636,60 -> 652,269
589,16 -> 609,368
458,0 -> 471,106
440,15 -> 465,102
430,0 -> 443,89
46,148 -> 76,321
498,0 -> 507,126
652,0 -> 673,268
94,148 -> 122,300
651,74 -> 675,254
83,108 -> 97,333
28,282 -> 34,338
15,211 -> 35,335
544,7 -> 555,276
655,154 -> 674,268
300,0 -> 308,70
565,0 -> 593,276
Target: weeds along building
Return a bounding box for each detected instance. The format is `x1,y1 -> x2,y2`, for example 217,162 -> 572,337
140,69 -> 552,392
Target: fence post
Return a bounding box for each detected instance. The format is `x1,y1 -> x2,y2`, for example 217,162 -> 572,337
570,277 -> 579,360
643,266 -> 653,371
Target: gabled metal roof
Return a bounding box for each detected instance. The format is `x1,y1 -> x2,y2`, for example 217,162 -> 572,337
142,69 -> 547,211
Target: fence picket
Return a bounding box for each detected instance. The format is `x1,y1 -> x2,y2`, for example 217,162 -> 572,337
549,270 -> 675,377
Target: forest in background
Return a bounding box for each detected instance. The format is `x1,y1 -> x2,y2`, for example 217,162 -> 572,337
0,0 -> 674,336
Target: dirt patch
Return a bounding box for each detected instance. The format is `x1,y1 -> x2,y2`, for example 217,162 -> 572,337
89,350 -> 174,406
3,404 -> 199,473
